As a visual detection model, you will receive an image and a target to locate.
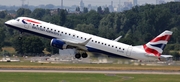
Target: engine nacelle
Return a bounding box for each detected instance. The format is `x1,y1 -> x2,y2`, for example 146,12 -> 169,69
50,39 -> 68,49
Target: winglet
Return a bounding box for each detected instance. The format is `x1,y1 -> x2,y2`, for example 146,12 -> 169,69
114,36 -> 122,42
81,37 -> 92,45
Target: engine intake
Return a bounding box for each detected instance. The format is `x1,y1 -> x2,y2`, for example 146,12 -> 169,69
50,39 -> 68,49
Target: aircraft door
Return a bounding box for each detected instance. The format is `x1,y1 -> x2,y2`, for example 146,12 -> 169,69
126,46 -> 133,56
24,23 -> 29,29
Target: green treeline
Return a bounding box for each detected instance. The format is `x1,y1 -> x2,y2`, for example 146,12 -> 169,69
0,2 -> 180,58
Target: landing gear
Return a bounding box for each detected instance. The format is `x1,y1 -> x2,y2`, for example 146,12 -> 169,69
75,53 -> 81,59
75,52 -> 88,59
82,53 -> 88,58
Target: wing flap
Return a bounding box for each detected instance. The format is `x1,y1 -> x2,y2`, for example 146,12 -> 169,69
62,38 -> 92,50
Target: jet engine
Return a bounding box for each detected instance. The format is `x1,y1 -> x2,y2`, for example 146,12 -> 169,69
50,39 -> 68,49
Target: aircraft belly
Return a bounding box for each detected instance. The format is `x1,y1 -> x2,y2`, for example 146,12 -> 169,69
130,47 -> 157,60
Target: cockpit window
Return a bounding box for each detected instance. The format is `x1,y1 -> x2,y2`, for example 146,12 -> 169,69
16,19 -> 20,21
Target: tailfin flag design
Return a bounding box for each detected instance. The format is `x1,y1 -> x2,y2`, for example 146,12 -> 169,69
143,30 -> 173,57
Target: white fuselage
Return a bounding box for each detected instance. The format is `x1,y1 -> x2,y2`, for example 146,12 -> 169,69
5,17 -> 158,61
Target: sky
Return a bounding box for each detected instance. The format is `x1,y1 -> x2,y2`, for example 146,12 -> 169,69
0,0 -> 175,6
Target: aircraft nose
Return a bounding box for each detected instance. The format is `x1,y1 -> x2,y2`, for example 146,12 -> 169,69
5,20 -> 12,26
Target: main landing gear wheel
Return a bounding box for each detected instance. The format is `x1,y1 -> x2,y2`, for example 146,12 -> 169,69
82,53 -> 88,58
75,53 -> 81,59
75,52 -> 88,59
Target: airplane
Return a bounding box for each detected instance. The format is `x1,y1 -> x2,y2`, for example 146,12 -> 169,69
5,17 -> 173,61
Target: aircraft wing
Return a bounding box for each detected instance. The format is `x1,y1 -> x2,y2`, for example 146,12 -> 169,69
62,38 -> 92,50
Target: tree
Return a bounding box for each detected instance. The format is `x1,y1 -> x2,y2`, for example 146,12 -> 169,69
12,36 -> 23,55
0,11 -> 6,18
31,8 -> 46,19
104,7 -> 110,14
0,28 -> 5,51
83,7 -> 88,13
76,7 -> 80,12
171,52 -> 180,60
86,10 -> 102,28
12,36 -> 44,56
59,9 -> 67,26
75,24 -> 98,35
45,4 -> 54,9
16,8 -> 31,17
98,13 -> 121,39
97,6 -> 103,14
50,15 -> 60,25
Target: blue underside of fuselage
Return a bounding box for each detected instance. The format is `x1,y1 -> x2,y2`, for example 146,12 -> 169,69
5,24 -> 133,59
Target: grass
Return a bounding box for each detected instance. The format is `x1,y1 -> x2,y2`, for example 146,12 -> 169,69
0,58 -> 179,82
0,72 -> 179,82
1,47 -> 51,55
0,62 -> 180,71
2,47 -> 16,54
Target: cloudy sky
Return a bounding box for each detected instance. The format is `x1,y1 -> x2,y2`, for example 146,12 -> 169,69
0,0 -> 175,6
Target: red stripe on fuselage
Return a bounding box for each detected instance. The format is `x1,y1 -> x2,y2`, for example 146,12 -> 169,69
150,35 -> 171,42
143,45 -> 160,57
24,19 -> 41,24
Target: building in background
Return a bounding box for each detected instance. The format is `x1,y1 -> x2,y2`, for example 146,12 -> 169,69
80,0 -> 85,11
61,0 -> 63,9
156,0 -> 166,4
174,0 -> 180,2
133,0 -> 138,6
124,1 -> 133,10
109,1 -> 114,12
